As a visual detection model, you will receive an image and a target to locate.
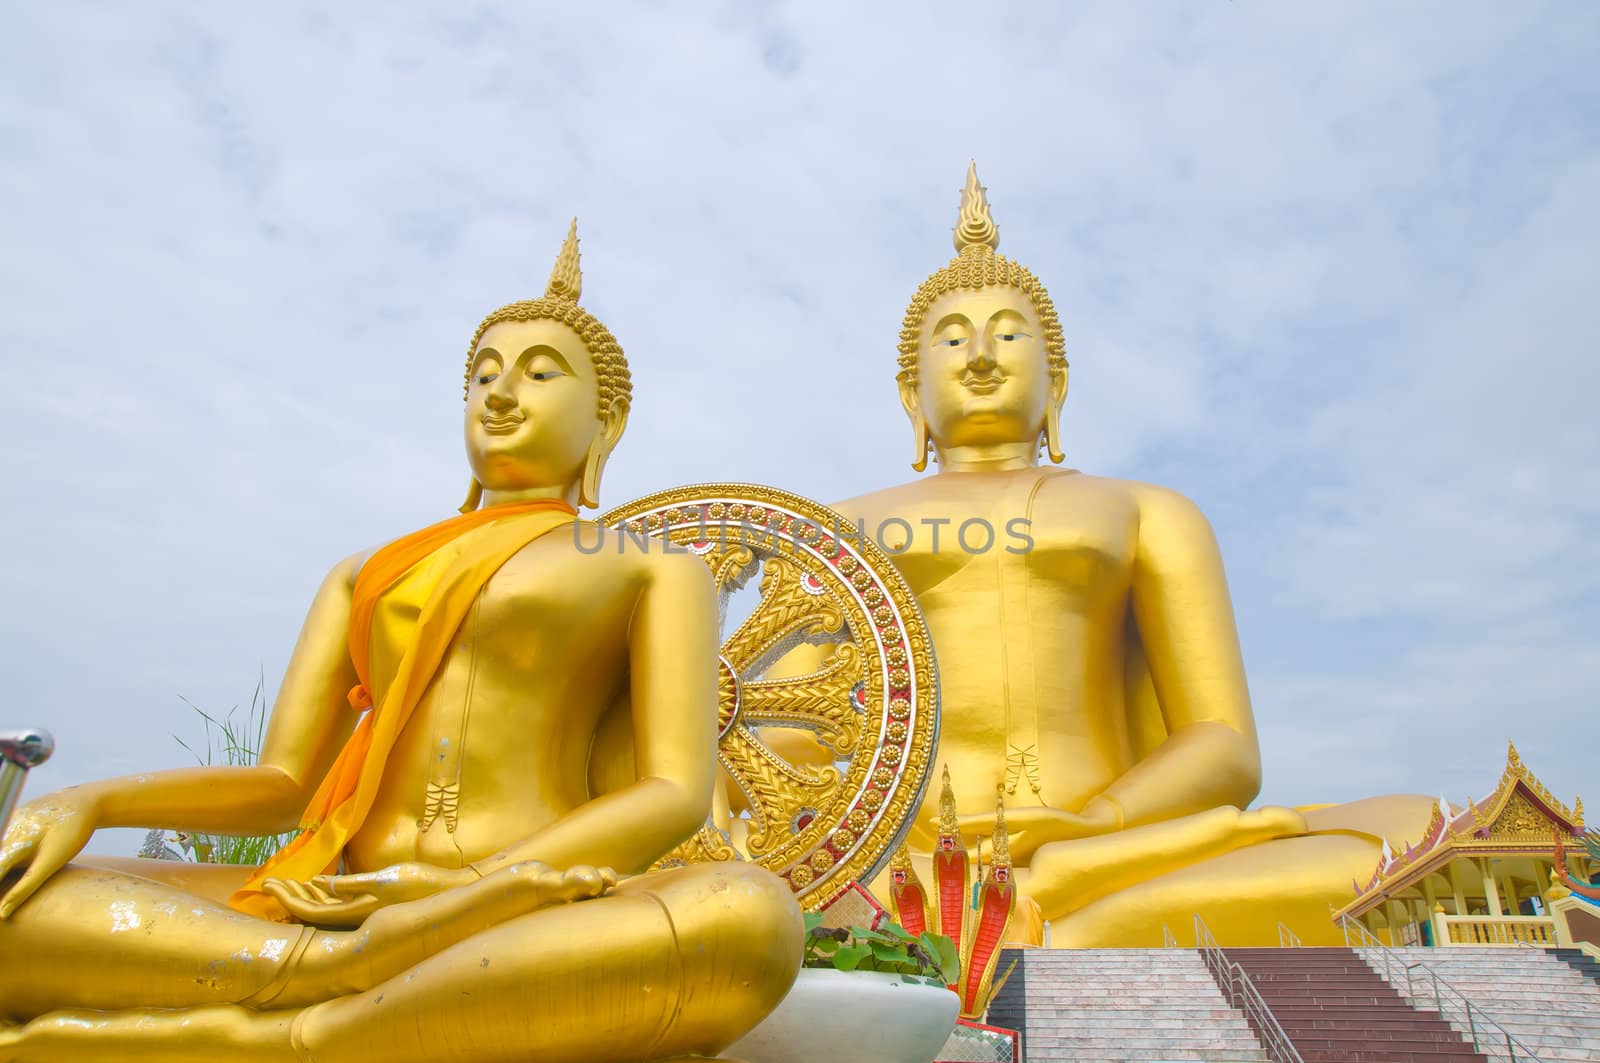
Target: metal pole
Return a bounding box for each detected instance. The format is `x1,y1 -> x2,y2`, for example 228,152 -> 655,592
0,729 -> 54,837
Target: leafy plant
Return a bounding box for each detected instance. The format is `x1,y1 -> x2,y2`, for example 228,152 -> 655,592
141,673 -> 298,866
803,911 -> 960,987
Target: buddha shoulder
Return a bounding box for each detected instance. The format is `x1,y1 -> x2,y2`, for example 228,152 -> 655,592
1032,473 -> 1212,522
831,473 -> 1219,554
525,520 -> 718,599
1031,476 -> 1224,561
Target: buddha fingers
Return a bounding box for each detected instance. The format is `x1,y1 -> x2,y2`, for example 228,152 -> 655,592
270,862 -> 616,1007
1024,805 -> 1307,921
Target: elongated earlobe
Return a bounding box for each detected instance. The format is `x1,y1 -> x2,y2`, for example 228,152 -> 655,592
1043,367 -> 1068,464
899,375 -> 932,473
578,442 -> 607,509
1044,405 -> 1064,464
458,478 -> 484,514
579,401 -> 628,510
910,414 -> 931,472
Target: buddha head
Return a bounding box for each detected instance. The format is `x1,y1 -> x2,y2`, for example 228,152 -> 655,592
459,219 -> 633,511
897,164 -> 1067,470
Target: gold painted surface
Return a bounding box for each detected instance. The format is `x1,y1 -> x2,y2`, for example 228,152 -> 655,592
0,223 -> 802,1060
601,484 -> 939,909
829,166 -> 1436,946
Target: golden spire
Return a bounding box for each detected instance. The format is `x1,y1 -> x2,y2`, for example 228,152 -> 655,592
1507,740 -> 1523,774
991,787 -> 1011,870
545,217 -> 582,303
952,161 -> 1000,254
1576,795 -> 1585,827
938,764 -> 960,836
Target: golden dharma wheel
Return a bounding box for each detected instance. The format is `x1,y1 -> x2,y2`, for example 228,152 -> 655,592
603,484 -> 939,910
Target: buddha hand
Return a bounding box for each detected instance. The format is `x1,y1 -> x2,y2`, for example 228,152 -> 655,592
957,798 -> 1122,864
0,789 -> 99,918
264,861 -> 480,927
264,860 -> 617,928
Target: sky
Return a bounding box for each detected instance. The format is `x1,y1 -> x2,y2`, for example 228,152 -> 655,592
2,4 -> 1596,857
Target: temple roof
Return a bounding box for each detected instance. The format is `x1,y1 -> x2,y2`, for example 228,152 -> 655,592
1337,742 -> 1585,918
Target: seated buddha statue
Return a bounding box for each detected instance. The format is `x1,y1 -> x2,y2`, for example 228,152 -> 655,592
777,166 -> 1435,947
0,221 -> 802,1061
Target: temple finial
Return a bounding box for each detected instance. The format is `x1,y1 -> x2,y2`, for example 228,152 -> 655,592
938,764 -> 959,836
545,217 -> 582,303
1507,740 -> 1523,772
991,786 -> 1011,870
953,161 -> 1000,254
1575,795 -> 1585,826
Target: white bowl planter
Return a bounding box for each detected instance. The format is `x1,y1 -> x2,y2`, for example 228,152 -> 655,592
728,968 -> 959,1063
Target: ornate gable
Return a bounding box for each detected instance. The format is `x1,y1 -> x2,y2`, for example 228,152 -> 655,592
1475,742 -> 1580,839
1339,741 -> 1584,918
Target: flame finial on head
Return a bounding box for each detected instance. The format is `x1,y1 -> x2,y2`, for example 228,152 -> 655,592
546,217 -> 582,303
953,161 -> 1000,254
991,786 -> 1011,870
938,764 -> 960,836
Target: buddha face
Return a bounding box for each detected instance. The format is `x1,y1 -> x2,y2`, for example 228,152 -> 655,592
464,318 -> 611,494
906,285 -> 1061,452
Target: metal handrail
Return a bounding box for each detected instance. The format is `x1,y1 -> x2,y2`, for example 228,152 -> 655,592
1,729 -> 55,837
1276,922 -> 1302,948
1195,914 -> 1305,1063
1336,913 -> 1545,1062
1161,922 -> 1178,948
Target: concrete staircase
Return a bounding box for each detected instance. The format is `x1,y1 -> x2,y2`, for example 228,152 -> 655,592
1549,946 -> 1600,988
1226,947 -> 1486,1062
1385,946 -> 1600,1062
986,948 -> 1269,1062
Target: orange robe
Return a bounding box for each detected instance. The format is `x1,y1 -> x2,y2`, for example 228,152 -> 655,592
231,499 -> 576,920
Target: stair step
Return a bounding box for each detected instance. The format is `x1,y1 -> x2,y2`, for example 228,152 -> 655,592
996,949 -> 1274,1062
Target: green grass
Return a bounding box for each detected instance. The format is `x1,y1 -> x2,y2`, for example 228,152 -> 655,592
162,674 -> 298,866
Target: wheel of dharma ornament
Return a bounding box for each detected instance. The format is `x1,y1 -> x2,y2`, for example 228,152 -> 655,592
602,484 -> 939,910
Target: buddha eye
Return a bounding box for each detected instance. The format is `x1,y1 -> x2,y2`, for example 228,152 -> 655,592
997,331 -> 1030,342
528,369 -> 564,382
939,337 -> 967,348
476,371 -> 499,385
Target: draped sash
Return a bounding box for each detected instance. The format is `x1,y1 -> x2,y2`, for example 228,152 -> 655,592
230,499 -> 576,920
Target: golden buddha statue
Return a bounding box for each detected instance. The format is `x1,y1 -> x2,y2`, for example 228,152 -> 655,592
0,221 -> 802,1060
784,165 -> 1435,947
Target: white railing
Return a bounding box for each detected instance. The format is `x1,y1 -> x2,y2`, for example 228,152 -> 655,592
1161,922 -> 1178,948
1337,913 -> 1545,1062
1194,914 -> 1304,1063
1434,913 -> 1557,946
1276,922 -> 1302,948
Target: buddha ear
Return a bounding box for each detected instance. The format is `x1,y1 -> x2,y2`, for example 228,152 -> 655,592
458,477 -> 484,514
898,375 -> 932,473
578,398 -> 630,509
1043,364 -> 1068,465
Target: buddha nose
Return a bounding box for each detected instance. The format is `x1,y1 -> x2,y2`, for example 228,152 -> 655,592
967,336 -> 997,372
485,388 -> 516,412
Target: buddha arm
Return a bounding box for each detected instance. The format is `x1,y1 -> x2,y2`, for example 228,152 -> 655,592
1089,485 -> 1262,828
84,555 -> 364,836
474,553 -> 720,877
